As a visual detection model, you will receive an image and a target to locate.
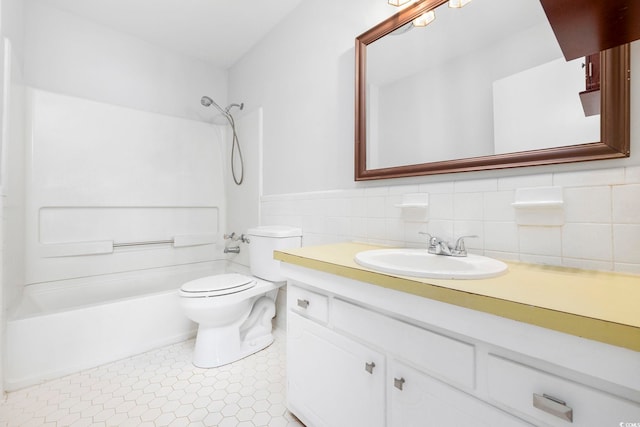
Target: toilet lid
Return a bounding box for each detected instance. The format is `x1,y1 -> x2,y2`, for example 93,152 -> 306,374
180,273 -> 256,297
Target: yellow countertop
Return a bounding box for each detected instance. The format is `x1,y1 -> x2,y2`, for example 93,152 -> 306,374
275,242 -> 640,352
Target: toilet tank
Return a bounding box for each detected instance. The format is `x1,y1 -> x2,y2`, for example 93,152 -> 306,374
246,226 -> 302,281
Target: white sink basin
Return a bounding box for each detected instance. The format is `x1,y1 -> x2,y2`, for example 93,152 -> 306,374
354,248 -> 507,279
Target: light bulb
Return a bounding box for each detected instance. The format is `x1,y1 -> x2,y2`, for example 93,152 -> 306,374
449,0 -> 472,8
412,10 -> 436,27
388,0 -> 412,6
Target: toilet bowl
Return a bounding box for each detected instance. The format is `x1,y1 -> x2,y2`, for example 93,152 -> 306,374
179,226 -> 302,368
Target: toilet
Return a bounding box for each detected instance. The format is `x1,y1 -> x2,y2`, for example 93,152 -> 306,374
179,226 -> 302,368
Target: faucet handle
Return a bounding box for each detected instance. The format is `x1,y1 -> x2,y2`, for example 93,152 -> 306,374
453,235 -> 478,255
419,232 -> 438,247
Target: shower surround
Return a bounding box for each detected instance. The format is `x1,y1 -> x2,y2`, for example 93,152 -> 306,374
5,88 -> 229,389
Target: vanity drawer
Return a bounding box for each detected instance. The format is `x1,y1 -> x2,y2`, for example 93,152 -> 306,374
487,354 -> 640,427
332,298 -> 475,389
287,284 -> 328,324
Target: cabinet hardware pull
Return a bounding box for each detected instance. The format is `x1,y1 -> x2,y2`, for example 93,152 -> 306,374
297,299 -> 310,309
533,393 -> 573,422
394,377 -> 405,391
365,362 -> 375,374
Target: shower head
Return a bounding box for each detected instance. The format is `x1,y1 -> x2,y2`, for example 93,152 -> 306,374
201,96 -> 214,107
200,95 -> 245,127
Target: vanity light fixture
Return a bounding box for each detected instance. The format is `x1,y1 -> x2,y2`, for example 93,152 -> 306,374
412,10 -> 436,27
388,0 -> 412,6
448,0 -> 472,7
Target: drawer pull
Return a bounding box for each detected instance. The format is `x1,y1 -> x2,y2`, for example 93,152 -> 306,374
365,362 -> 376,374
297,299 -> 310,309
533,393 -> 573,422
394,377 -> 405,391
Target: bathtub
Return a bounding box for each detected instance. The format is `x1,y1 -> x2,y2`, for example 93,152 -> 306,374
5,261 -> 231,391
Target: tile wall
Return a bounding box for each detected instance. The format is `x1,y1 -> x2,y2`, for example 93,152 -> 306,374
262,166 -> 640,275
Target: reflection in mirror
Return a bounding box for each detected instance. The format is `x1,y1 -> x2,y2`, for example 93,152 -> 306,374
355,0 -> 630,180
367,0 -> 598,168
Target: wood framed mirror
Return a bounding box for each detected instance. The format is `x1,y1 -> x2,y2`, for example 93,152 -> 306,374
355,0 -> 630,181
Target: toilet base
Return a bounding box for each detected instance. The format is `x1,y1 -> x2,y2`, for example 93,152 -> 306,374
191,296 -> 277,368
192,328 -> 275,368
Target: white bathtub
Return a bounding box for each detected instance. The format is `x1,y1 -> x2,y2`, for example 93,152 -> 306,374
5,262 -> 230,391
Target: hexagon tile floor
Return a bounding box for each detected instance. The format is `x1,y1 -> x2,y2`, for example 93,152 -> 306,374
0,330 -> 305,427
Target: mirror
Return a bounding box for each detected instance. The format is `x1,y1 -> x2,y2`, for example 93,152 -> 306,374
355,0 -> 630,180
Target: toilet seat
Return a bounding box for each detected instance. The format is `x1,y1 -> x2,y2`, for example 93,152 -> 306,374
180,273 -> 256,298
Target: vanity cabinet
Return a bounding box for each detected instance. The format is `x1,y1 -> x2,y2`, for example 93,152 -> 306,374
288,312 -> 385,427
287,284 -> 533,426
284,267 -> 640,427
390,360 -> 531,427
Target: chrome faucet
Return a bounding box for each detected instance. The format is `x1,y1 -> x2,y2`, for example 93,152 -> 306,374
419,232 -> 478,257
224,232 -> 250,243
223,231 -> 250,254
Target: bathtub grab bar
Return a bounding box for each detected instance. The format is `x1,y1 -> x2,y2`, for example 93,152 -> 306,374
40,234 -> 218,258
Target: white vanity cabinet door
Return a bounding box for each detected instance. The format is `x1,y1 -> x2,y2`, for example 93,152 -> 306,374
287,312 -> 386,427
390,361 -> 533,427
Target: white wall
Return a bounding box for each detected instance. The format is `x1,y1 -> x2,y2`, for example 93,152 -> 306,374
23,0 -> 227,122
229,0 -> 392,195
230,0 -> 640,274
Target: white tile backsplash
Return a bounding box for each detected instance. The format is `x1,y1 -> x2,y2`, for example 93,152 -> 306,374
613,224 -> 640,264
389,219 -> 408,243
483,191 -> 516,222
612,184 -> 640,223
261,165 -> 640,274
562,223 -> 613,261
419,181 -> 454,194
429,193 -> 454,220
454,178 -> 497,193
625,166 -> 640,183
365,217 -> 386,241
498,173 -> 553,190
484,222 -> 519,253
562,257 -> 614,272
405,221 -> 429,245
553,168 -> 625,187
389,184 -> 421,195
349,195 -> 367,218
614,262 -> 640,276
365,196 -> 387,218
453,193 -> 484,221
519,253 -> 563,266
564,186 -> 611,223
426,220 -> 454,242
364,186 -> 389,197
453,221 -> 484,250
519,226 -> 562,257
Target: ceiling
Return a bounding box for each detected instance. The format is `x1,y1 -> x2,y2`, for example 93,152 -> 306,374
34,0 -> 304,69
